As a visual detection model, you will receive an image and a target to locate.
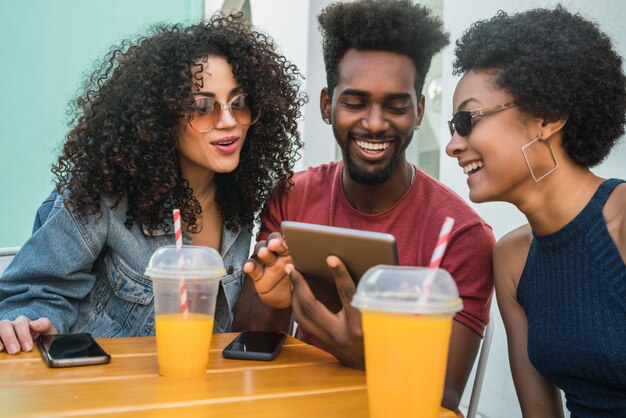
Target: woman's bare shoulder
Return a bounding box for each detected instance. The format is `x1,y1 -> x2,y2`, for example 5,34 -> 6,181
496,224 -> 532,251
493,224 -> 533,289
604,182 -> 626,218
604,182 -> 626,264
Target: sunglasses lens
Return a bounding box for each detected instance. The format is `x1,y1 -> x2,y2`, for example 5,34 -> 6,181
189,95 -> 258,132
452,111 -> 473,137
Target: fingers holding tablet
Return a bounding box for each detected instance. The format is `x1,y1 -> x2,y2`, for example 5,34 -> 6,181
325,256 -> 362,332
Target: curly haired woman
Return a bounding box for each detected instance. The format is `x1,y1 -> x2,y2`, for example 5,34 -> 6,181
0,13 -> 305,354
446,6 -> 626,417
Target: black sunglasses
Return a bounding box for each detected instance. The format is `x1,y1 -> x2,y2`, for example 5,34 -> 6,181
448,102 -> 516,137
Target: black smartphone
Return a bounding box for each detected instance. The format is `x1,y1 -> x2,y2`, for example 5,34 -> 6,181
37,333 -> 111,368
222,331 -> 286,361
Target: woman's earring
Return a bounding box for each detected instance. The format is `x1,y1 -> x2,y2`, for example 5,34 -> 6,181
323,117 -> 331,125
521,134 -> 559,182
414,124 -> 421,131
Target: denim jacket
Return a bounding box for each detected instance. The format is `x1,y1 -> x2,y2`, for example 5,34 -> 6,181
0,189 -> 251,336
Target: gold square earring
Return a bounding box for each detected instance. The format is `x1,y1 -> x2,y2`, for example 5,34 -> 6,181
521,134 -> 559,182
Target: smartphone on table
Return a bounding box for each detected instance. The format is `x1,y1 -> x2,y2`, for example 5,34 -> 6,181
37,333 -> 111,368
222,331 -> 286,361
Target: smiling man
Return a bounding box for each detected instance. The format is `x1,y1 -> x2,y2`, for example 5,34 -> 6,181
233,0 -> 495,412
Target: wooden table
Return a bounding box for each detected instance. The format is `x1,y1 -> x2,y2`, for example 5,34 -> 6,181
0,333 -> 457,417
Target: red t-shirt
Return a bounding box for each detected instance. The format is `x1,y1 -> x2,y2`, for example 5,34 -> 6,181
259,161 -> 495,338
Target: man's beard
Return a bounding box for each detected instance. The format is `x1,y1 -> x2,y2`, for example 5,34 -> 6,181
345,153 -> 397,185
343,132 -> 412,185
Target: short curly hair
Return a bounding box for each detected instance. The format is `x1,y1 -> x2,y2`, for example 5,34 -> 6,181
318,0 -> 448,98
454,5 -> 626,168
53,13 -> 305,233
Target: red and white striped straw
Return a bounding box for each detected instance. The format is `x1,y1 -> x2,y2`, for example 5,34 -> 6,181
420,216 -> 455,303
173,209 -> 188,316
429,217 -> 455,270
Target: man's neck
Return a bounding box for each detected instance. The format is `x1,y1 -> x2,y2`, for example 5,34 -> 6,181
341,161 -> 414,214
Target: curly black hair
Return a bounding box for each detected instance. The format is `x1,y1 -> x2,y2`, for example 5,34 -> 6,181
52,13 -> 305,233
454,5 -> 626,168
318,0 -> 449,98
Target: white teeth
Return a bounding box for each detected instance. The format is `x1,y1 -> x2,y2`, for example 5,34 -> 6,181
356,140 -> 391,151
463,160 -> 484,174
218,141 -> 234,146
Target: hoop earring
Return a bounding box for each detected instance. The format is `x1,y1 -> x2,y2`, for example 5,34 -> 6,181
521,134 -> 558,182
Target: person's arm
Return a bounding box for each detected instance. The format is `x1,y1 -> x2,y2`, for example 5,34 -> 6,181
287,220 -> 491,411
0,193 -> 108,354
31,189 -> 58,233
604,181 -> 626,263
232,233 -> 293,332
493,229 -> 564,417
288,255 -> 365,369
233,181 -> 298,331
287,256 -> 479,410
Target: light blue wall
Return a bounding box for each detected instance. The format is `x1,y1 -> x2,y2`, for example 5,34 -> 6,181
0,0 -> 202,247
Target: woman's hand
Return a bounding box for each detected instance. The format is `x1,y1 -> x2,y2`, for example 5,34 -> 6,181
0,316 -> 57,354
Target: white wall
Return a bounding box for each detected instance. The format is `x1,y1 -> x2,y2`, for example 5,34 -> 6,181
203,0 -> 313,171
301,0 -> 341,168
253,0 -> 313,171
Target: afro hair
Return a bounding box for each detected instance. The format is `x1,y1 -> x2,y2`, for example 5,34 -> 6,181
318,0 -> 449,98
454,5 -> 626,167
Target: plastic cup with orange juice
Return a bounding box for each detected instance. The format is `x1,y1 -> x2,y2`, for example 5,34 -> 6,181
351,266 -> 463,418
145,245 -> 225,378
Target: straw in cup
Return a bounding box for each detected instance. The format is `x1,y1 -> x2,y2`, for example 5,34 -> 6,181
173,209 -> 188,316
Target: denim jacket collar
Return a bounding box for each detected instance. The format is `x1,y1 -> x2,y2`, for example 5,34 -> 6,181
142,222 -> 240,255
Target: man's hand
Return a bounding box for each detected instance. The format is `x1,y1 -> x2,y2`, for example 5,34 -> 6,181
243,232 -> 294,309
287,255 -> 365,369
0,316 -> 58,354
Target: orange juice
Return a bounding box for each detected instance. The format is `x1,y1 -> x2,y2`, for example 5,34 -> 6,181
155,313 -> 214,378
361,310 -> 453,418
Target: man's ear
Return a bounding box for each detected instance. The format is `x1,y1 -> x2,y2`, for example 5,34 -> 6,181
320,87 -> 332,124
416,94 -> 425,128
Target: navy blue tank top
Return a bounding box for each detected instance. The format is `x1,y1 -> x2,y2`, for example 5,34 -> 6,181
517,178 -> 626,417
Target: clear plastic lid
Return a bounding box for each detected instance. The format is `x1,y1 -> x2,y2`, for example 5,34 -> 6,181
145,245 -> 225,280
351,265 -> 463,314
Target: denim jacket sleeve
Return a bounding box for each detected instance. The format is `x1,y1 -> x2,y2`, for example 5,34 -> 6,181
31,189 -> 58,234
0,191 -> 109,333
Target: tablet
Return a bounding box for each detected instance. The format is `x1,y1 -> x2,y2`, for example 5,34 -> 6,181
281,221 -> 398,313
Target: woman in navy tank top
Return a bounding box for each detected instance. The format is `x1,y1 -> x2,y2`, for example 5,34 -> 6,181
446,6 -> 626,418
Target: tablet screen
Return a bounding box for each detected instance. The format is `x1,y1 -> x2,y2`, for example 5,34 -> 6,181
281,221 -> 398,312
